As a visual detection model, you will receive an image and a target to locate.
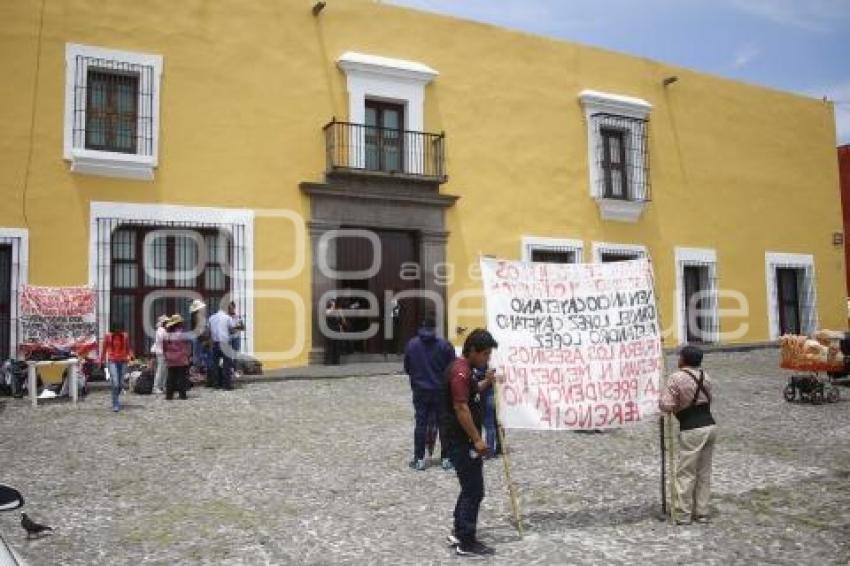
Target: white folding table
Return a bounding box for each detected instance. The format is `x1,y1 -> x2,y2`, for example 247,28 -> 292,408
26,358 -> 81,407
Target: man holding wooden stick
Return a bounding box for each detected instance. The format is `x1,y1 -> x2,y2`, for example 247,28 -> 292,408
442,329 -> 498,557
659,345 -> 717,525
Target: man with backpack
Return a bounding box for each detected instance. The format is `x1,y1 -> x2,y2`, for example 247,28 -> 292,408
403,316 -> 456,471
660,345 -> 717,525
442,329 -> 498,557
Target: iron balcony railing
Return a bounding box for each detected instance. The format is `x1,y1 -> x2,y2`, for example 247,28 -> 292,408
323,119 -> 447,182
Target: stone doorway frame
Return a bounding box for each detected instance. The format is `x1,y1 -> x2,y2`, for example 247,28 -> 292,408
301,176 -> 458,364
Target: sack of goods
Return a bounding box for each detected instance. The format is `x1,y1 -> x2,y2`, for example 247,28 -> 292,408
781,331 -> 845,365
236,356 -> 263,376
131,368 -> 155,395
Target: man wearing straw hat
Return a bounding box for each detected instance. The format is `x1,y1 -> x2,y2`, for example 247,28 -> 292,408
163,314 -> 191,400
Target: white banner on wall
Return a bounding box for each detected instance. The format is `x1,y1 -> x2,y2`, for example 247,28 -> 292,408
480,257 -> 662,431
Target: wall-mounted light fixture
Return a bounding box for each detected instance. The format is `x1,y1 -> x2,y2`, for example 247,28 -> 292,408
312,1 -> 326,16
662,76 -> 679,87
833,232 -> 844,246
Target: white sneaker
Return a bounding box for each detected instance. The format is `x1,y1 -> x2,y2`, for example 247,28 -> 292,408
153,388 -> 164,395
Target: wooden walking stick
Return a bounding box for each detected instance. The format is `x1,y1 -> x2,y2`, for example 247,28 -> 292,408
479,268 -> 524,539
659,414 -> 667,517
666,411 -> 678,524
493,377 -> 524,539
648,259 -> 677,524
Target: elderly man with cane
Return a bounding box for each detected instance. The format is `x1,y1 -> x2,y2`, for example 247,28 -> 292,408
659,345 -> 717,525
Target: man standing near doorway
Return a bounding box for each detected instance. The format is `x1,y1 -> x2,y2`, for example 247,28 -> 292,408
386,291 -> 403,356
189,299 -> 209,383
442,328 -> 498,557
208,301 -> 239,390
403,316 -> 455,471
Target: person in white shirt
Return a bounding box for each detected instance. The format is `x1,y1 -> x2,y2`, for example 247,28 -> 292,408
150,314 -> 170,394
208,302 -> 237,390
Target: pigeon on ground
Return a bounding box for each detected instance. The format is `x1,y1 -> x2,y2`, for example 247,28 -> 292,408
21,513 -> 53,539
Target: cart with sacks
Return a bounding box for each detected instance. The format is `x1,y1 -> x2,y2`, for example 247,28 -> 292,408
780,331 -> 847,404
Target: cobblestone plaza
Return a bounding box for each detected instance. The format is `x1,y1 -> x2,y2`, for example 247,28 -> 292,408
1,349 -> 848,564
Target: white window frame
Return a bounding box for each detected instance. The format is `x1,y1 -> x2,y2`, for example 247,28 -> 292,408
765,252 -> 818,340
0,228 -> 29,359
579,90 -> 651,222
521,236 -> 584,263
337,51 -> 438,175
88,202 -> 255,353
674,247 -> 719,345
64,43 -> 163,181
591,242 -> 648,263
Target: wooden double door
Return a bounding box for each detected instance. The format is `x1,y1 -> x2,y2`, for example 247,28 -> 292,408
336,229 -> 419,355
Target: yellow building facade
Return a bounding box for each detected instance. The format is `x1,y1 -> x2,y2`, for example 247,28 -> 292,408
0,0 -> 844,368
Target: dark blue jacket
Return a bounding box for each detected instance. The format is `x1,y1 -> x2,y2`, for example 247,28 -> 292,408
403,327 -> 456,390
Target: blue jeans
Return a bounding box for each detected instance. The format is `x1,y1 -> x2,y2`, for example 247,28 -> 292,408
448,444 -> 485,544
412,388 -> 445,460
212,343 -> 234,389
192,338 -> 202,367
193,338 -> 212,370
482,390 -> 497,454
108,362 -> 126,410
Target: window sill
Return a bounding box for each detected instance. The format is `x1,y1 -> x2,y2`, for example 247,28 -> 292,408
595,197 -> 647,222
69,148 -> 156,181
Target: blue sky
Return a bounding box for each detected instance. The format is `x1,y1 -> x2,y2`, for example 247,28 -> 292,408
385,0 -> 850,145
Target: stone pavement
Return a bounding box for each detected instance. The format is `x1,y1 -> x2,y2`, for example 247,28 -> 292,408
260,361 -> 403,381
0,349 -> 848,565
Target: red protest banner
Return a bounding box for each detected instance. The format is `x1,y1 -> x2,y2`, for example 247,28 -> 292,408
19,285 -> 98,357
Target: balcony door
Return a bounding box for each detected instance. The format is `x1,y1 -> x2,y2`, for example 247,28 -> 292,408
365,101 -> 404,173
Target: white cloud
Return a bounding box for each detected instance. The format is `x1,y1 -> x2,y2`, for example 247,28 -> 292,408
731,0 -> 850,33
731,44 -> 760,69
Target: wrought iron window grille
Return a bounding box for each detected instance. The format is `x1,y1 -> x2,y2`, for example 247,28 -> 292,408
94,219 -> 249,354
72,56 -> 155,156
590,112 -> 650,202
